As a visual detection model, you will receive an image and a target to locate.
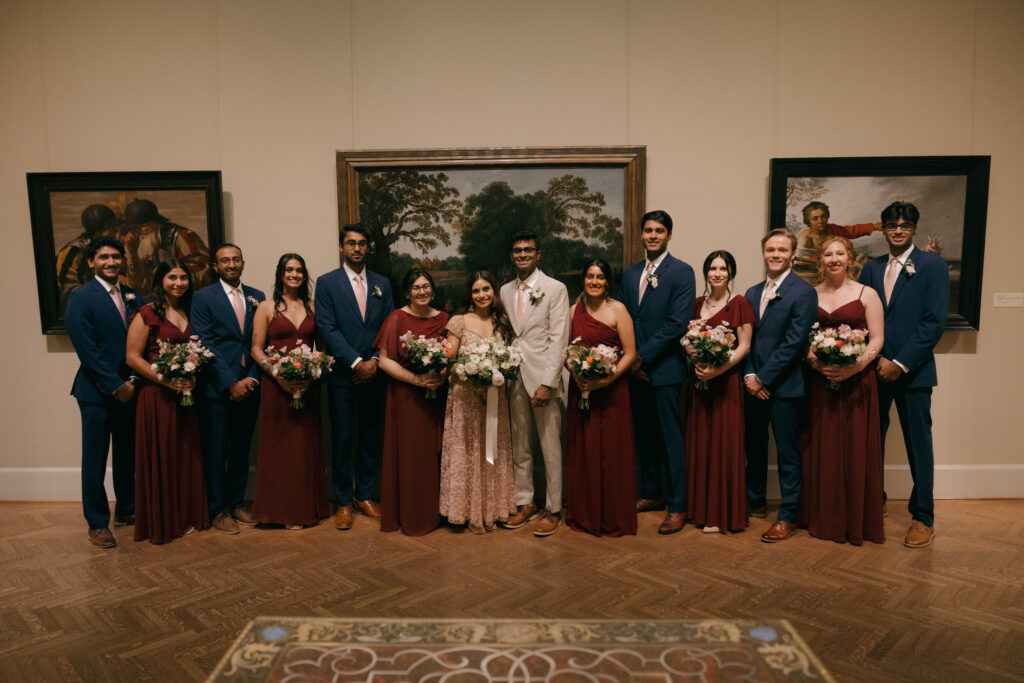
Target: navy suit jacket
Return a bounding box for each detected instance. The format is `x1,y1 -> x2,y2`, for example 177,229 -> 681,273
622,253 -> 695,386
314,267 -> 394,387
743,273 -> 817,399
859,247 -> 948,388
66,278 -> 142,404
191,281 -> 266,398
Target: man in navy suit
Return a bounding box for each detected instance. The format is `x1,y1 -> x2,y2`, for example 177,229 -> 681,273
860,201 -> 948,548
315,224 -> 394,531
191,244 -> 265,535
743,228 -> 818,542
623,210 -> 695,535
65,236 -> 142,548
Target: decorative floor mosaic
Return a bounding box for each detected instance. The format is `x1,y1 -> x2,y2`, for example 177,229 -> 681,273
209,618 -> 834,682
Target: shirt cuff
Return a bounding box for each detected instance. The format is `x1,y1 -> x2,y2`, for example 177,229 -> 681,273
350,356 -> 363,369
893,359 -> 909,373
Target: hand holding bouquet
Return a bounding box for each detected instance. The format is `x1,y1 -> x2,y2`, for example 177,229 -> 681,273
453,336 -> 523,390
808,323 -> 868,390
681,320 -> 736,389
400,331 -> 453,398
264,341 -> 335,408
566,337 -> 619,409
151,335 -> 214,406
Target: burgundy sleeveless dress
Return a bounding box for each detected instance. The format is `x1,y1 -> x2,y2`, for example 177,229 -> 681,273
565,305 -> 637,537
251,312 -> 329,527
685,295 -> 754,532
134,304 -> 209,544
799,294 -> 885,545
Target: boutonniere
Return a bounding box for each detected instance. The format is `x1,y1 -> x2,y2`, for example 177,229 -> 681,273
767,290 -> 782,304
372,285 -> 382,298
647,273 -> 659,289
246,295 -> 259,308
528,287 -> 545,305
123,292 -> 136,303
903,258 -> 916,277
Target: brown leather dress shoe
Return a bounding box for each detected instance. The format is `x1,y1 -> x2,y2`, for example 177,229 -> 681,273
334,505 -> 353,530
533,509 -> 561,537
213,512 -> 240,535
904,520 -> 934,548
761,519 -> 798,543
748,505 -> 767,518
231,507 -> 257,526
352,499 -> 382,519
636,498 -> 666,513
88,527 -> 116,548
113,514 -> 135,527
657,512 -> 686,535
502,503 -> 539,529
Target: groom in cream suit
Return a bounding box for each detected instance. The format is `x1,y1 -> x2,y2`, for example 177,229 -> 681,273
500,231 -> 570,537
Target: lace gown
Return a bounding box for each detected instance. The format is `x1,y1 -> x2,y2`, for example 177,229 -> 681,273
439,316 -> 517,529
799,293 -> 885,545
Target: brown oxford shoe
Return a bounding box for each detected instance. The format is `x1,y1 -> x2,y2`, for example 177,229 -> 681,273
748,505 -> 767,518
113,514 -> 135,527
761,519 -> 798,543
88,527 -> 116,548
334,505 -> 353,530
657,512 -> 686,535
352,498 -> 382,519
532,509 -> 561,537
636,498 -> 666,513
904,520 -> 934,548
502,503 -> 539,529
231,507 -> 257,526
213,511 -> 240,535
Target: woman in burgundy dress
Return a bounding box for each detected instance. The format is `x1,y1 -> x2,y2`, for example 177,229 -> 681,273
250,253 -> 329,530
683,250 -> 754,534
801,235 -> 886,545
375,268 -> 449,536
565,259 -> 637,537
126,260 -> 208,544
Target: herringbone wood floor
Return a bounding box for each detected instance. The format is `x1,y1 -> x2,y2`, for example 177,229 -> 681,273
1,500 -> 1021,682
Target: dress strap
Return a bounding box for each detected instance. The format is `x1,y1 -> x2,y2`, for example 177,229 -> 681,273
858,285 -> 866,301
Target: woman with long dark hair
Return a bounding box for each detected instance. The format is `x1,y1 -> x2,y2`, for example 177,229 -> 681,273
126,259 -> 208,543
439,271 -> 517,533
250,253 -> 329,530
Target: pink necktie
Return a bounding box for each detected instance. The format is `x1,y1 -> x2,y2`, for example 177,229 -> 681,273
230,288 -> 245,332
884,257 -> 900,304
516,281 -> 528,322
639,262 -> 653,300
354,275 -> 367,320
759,280 -> 775,318
111,286 -> 126,326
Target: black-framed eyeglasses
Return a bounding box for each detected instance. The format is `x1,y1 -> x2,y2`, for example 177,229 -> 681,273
409,284 -> 432,293
882,222 -> 916,232
343,240 -> 368,248
511,247 -> 537,255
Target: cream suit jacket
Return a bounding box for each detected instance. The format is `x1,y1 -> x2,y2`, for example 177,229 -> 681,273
500,269 -> 571,398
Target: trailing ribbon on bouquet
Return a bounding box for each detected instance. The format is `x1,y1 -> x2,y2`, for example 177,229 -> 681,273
485,386 -> 499,465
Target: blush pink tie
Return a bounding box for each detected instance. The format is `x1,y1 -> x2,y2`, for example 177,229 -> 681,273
354,275 -> 367,320
230,288 -> 245,332
111,286 -> 126,326
638,262 -> 653,301
883,257 -> 899,304
759,280 -> 775,318
516,281 -> 528,323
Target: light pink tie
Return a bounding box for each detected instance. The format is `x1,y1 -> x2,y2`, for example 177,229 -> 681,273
759,280 -> 775,318
111,286 -> 126,326
354,275 -> 367,320
883,257 -> 900,304
516,281 -> 528,322
638,262 -> 654,301
230,288 -> 245,332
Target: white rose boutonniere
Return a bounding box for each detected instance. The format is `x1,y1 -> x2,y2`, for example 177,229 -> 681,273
528,287 -> 545,305
124,292 -> 136,303
767,289 -> 781,304
246,295 -> 259,308
372,285 -> 382,298
903,258 -> 916,277
647,273 -> 659,290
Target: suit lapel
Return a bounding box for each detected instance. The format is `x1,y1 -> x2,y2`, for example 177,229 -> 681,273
93,279 -> 127,330
214,283 -> 243,339
638,256 -> 667,310
519,273 -> 542,330
503,282 -> 522,335
752,282 -> 766,326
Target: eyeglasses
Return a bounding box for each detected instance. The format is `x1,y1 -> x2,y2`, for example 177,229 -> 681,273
511,247 -> 537,255
343,240 -> 368,248
409,284 -> 432,293
882,222 -> 916,232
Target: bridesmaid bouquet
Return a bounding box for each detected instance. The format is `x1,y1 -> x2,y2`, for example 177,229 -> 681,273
808,323 -> 868,390
566,338 -> 619,409
682,320 -> 736,390
452,337 -> 524,389
400,331 -> 453,398
264,341 -> 335,408
151,336 -> 214,406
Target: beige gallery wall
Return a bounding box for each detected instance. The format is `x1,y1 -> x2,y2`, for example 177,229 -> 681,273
1,0 -> 1021,499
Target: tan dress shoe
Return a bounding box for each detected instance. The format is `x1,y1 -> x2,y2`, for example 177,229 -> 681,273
533,509 -> 561,537
231,507 -> 257,526
636,498 -> 666,513
352,499 -> 382,519
334,505 -> 353,530
904,520 -> 934,548
213,512 -> 240,535
502,504 -> 539,529
88,527 -> 116,548
761,519 -> 798,543
658,512 -> 686,535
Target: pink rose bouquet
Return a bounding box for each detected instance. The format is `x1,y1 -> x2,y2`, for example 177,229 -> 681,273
566,337 -> 619,409
808,322 -> 868,390
264,341 -> 334,408
151,335 -> 214,406
400,330 -> 453,398
681,320 -> 736,390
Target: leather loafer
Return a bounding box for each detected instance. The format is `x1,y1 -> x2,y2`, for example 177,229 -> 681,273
533,509 -> 561,537
88,527 -> 116,548
761,519 -> 798,543
231,507 -> 257,526
904,520 -> 934,548
657,512 -> 686,535
636,498 -> 666,513
213,512 -> 240,535
334,505 -> 353,530
748,505 -> 767,518
502,503 -> 539,529
113,514 -> 135,527
352,498 -> 382,519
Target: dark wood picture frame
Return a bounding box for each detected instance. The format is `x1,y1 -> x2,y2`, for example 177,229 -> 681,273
28,170 -> 225,335
337,146 -> 646,307
769,156 -> 990,331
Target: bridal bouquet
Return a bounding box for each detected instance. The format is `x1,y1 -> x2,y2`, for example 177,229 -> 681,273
681,320 -> 736,390
151,336 -> 214,406
452,336 -> 523,389
808,322 -> 868,390
264,341 -> 334,408
400,330 -> 453,398
566,338 -> 619,409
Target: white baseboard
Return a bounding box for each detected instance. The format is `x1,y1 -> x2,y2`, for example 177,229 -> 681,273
1,465 -> 1022,502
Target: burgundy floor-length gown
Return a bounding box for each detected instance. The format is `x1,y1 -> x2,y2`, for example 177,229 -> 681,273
685,295 -> 754,533
375,309 -> 449,536
799,292 -> 885,545
251,312 -> 329,527
566,305 -> 637,537
134,304 -> 209,544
